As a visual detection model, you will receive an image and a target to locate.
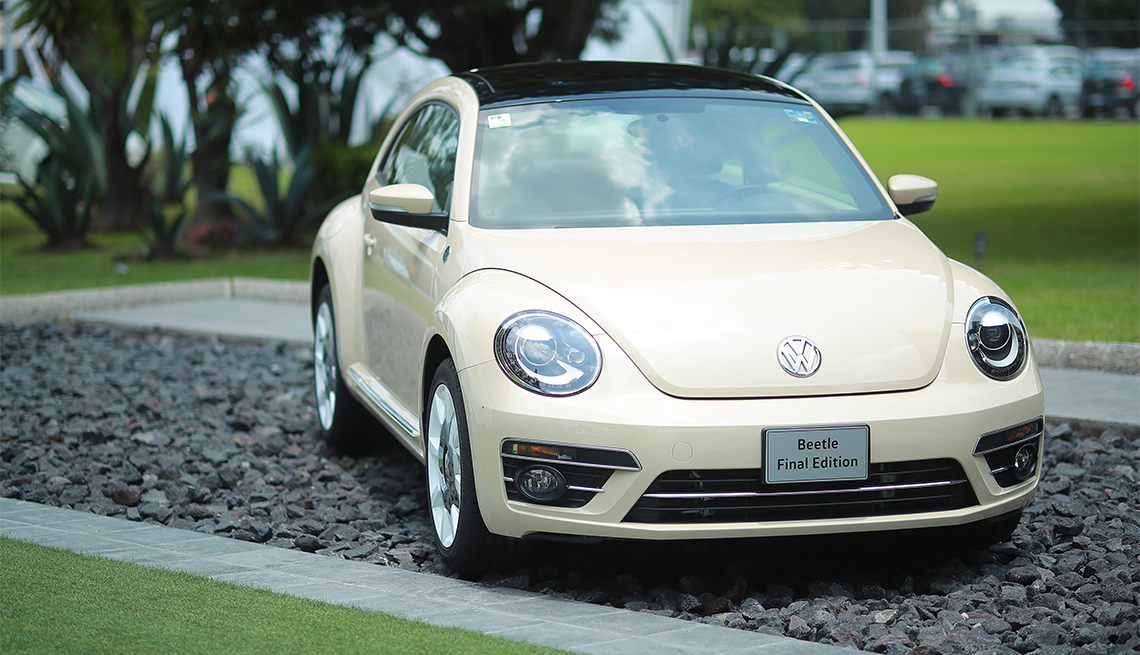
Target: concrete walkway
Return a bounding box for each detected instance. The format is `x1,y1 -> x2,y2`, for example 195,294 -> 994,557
0,498 -> 844,655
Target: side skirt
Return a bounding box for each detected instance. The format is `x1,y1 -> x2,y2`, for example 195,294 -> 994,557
346,364 -> 424,460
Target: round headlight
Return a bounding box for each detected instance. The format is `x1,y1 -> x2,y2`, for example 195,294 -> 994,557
494,311 -> 602,396
965,297 -> 1028,381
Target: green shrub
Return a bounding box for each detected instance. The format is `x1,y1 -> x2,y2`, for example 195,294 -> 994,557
309,135 -> 380,206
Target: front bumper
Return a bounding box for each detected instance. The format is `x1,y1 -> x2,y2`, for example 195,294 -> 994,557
460,330 -> 1045,541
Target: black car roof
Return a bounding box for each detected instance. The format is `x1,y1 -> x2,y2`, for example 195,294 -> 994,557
454,61 -> 807,108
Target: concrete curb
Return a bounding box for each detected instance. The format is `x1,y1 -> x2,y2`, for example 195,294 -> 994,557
0,278 -> 308,326
1033,338 -> 1140,376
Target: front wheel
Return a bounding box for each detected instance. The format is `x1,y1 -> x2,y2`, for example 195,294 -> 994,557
313,285 -> 376,452
425,359 -> 516,578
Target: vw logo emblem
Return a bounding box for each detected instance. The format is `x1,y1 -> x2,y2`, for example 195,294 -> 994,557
777,336 -> 822,378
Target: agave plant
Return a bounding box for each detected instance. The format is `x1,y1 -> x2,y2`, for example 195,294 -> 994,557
152,113 -> 192,203
132,113 -> 191,259
204,146 -> 348,246
134,200 -> 187,260
9,76 -> 105,248
10,155 -> 99,250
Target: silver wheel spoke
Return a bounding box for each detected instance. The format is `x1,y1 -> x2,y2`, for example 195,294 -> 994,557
314,303 -> 337,431
427,383 -> 461,548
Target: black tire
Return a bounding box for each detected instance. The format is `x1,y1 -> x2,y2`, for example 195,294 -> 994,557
1045,96 -> 1063,119
424,359 -> 517,578
879,93 -> 898,116
313,285 -> 376,453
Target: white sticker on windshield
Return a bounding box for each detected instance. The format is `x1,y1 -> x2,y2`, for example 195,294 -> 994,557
488,113 -> 512,129
785,109 -> 818,124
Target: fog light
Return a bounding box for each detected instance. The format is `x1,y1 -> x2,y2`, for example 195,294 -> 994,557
516,465 -> 566,502
1013,444 -> 1037,481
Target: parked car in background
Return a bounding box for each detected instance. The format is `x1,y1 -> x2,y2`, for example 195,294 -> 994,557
898,56 -> 970,116
1081,50 -> 1140,118
788,50 -> 917,115
310,61 -> 1045,577
976,47 -> 1086,118
898,52 -> 1004,116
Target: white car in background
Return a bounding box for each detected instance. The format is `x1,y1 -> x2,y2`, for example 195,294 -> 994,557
787,50 -> 917,115
977,48 -> 1086,118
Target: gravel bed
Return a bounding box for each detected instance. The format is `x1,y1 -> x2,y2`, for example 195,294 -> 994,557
2,323 -> 1137,654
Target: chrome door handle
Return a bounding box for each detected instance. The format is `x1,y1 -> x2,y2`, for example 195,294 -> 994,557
363,234 -> 376,257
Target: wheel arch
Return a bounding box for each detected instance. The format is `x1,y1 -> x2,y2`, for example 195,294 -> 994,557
311,257 -> 330,324
309,196 -> 367,368
421,335 -> 454,427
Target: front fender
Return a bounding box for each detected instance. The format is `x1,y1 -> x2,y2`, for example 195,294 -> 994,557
948,259 -> 1022,324
311,196 -> 366,368
428,268 -> 605,376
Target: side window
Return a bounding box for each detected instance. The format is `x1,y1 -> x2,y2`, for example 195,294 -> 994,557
376,104 -> 460,213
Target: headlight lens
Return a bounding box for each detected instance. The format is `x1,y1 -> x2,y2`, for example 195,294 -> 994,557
965,297 -> 1028,381
494,311 -> 602,396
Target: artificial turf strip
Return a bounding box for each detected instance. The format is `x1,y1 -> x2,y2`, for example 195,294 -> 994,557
0,537 -> 570,655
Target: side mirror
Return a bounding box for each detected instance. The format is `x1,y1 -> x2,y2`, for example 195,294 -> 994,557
368,184 -> 448,233
888,174 -> 938,216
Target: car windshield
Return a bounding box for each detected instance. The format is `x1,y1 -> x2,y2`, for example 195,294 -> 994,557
470,96 -> 893,229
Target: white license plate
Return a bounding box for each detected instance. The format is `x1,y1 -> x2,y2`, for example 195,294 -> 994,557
764,426 -> 869,484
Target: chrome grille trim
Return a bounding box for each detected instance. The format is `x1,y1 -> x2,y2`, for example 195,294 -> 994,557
624,459 -> 979,524
501,452 -> 640,472
643,478 -> 966,500
503,476 -> 605,494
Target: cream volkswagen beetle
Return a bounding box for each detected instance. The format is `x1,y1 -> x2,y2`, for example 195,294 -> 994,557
310,62 -> 1045,577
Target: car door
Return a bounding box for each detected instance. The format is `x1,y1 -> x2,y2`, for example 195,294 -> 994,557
1056,63 -> 1084,108
360,102 -> 460,433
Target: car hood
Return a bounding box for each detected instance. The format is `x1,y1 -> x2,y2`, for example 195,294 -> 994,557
459,219 -> 954,399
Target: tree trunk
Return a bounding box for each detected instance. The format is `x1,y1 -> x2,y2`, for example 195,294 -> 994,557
95,115 -> 150,232
185,73 -> 238,238
189,110 -> 235,225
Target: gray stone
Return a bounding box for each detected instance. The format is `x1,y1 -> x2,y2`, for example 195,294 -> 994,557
110,486 -> 142,507
294,535 -> 322,552
785,614 -> 814,640
318,524 -> 361,542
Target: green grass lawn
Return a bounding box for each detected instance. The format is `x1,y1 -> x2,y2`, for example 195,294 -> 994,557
0,165 -> 312,295
1,537 -> 568,655
841,118 -> 1139,343
2,120 -> 1137,342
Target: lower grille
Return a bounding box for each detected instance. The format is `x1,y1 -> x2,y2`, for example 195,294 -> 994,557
624,459 -> 978,524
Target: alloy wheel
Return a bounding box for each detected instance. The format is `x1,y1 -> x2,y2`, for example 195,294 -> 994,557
427,384 -> 462,548
314,302 -> 338,431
